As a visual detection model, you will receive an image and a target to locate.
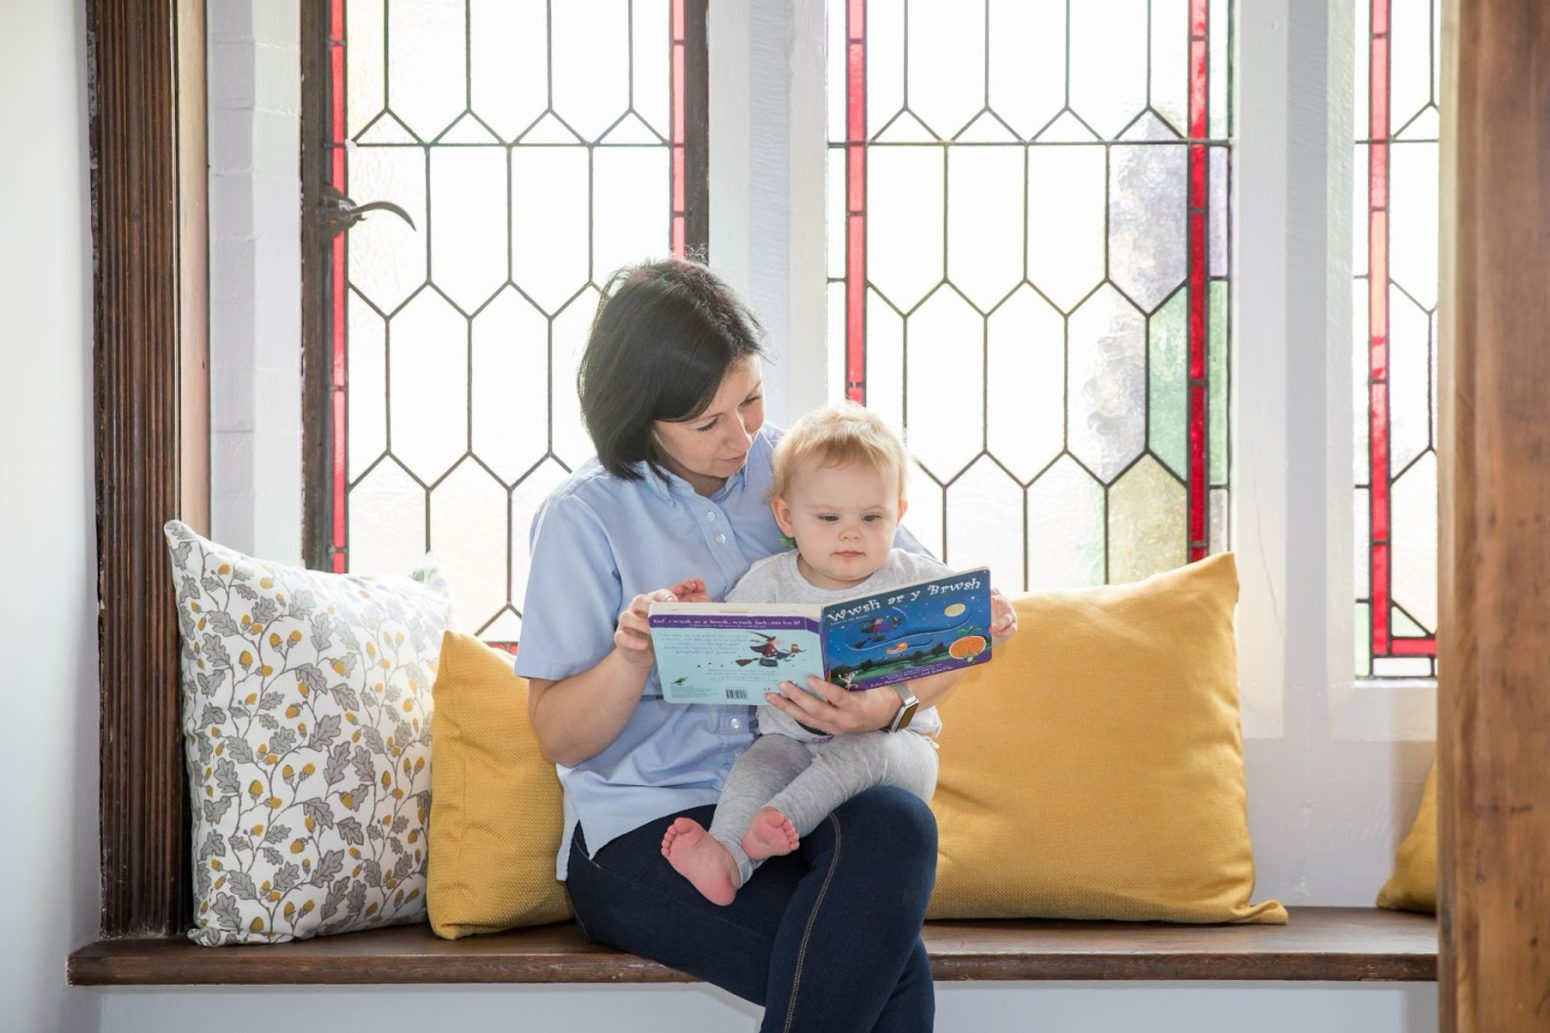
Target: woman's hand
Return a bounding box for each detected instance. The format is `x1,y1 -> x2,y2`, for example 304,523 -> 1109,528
615,589 -> 673,669
764,676 -> 894,735
615,578 -> 709,670
989,587 -> 1018,646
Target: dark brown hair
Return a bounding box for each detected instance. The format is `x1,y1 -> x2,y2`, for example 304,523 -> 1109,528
577,258 -> 765,480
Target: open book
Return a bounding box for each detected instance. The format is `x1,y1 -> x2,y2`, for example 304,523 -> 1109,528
647,567 -> 993,705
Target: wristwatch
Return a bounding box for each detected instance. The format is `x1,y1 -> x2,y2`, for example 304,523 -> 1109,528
885,682 -> 919,733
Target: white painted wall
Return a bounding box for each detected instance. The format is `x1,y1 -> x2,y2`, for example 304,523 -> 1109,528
0,3 -> 103,1032
0,0 -> 1437,1030
100,981 -> 1436,1033
208,0 -> 303,565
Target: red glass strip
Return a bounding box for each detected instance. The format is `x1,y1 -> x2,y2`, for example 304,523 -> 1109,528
1369,141 -> 1388,209
1188,384 -> 1207,558
330,0 -> 347,570
1189,40 -> 1208,138
1369,38 -> 1389,141
670,0 -> 685,257
847,213 -> 865,400
845,3 -> 866,404
1369,212 -> 1388,378
1371,543 -> 1390,656
1187,209 -> 1206,380
1189,146 -> 1206,210
848,43 -> 865,143
1370,382 -> 1390,543
1391,638 -> 1437,657
673,43 -> 686,145
1185,1 -> 1209,562
674,147 -> 686,213
330,388 -> 346,573
848,144 -> 865,213
1366,0 -> 1406,657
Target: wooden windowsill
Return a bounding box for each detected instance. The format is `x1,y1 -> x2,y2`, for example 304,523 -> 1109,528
68,907 -> 1436,986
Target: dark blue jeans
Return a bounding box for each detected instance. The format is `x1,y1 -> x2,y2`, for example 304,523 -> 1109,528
565,785 -> 938,1033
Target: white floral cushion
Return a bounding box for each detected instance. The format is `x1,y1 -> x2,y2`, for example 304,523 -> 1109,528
165,520 -> 453,945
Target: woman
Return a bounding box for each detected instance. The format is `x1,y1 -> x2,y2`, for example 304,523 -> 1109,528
516,258 -> 1006,1032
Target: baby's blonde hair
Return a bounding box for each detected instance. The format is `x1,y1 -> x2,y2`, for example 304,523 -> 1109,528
770,404 -> 910,503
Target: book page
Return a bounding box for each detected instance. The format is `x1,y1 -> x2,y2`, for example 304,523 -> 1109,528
650,611 -> 825,705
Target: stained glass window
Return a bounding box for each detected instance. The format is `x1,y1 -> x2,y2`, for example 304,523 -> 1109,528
828,0 -> 1232,593
1355,0 -> 1439,678
315,0 -> 706,642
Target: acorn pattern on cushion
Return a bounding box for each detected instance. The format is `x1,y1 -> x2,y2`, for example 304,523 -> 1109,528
165,520 -> 453,946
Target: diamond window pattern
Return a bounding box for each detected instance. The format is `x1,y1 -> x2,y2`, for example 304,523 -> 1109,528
317,0 -> 705,641
829,0 -> 1233,592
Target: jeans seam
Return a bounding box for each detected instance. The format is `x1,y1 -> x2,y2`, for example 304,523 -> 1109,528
780,812 -> 841,1033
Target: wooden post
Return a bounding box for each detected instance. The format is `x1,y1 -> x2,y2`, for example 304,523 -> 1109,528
91,0 -> 207,937
1437,1 -> 1550,1028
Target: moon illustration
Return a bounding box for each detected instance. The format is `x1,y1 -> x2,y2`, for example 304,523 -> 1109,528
943,603 -> 966,617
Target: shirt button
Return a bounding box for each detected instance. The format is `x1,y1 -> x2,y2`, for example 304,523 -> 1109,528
706,511 -> 717,521
715,532 -> 727,544
730,718 -> 742,730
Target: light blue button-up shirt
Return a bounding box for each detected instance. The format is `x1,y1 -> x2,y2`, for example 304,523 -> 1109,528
515,427 -> 789,878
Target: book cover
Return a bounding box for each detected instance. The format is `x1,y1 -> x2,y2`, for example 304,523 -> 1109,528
648,567 -> 993,705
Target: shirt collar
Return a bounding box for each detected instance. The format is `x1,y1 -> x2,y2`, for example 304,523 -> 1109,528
636,459 -> 747,503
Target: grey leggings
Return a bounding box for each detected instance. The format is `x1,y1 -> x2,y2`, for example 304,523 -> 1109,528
708,730 -> 938,887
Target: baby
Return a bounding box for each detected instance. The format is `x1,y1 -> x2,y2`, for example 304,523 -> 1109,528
659,404 -> 1017,905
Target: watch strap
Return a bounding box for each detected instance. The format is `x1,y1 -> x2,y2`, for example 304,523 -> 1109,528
886,682 -> 919,733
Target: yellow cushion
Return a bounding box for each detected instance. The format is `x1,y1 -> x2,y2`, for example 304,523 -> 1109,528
427,631 -> 571,938
927,553 -> 1286,924
1376,762 -> 1437,913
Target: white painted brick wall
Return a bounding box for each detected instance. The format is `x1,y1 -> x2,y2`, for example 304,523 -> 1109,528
208,0 -> 302,564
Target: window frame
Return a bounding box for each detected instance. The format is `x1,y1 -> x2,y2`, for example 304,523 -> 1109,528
100,0 -> 1437,942
92,0 -> 208,936
297,0 -> 713,574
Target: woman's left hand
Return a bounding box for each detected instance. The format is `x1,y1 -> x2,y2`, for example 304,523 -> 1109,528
765,677 -> 893,735
989,587 -> 1018,646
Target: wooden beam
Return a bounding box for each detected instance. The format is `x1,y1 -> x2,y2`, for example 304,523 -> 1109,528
67,909 -> 1438,987
90,0 -> 205,937
1438,1 -> 1550,1029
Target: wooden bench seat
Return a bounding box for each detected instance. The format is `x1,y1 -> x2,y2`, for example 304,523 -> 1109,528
68,906 -> 1435,986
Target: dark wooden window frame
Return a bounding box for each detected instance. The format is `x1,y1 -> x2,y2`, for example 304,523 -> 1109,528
298,0 -> 712,571
91,0 -> 208,936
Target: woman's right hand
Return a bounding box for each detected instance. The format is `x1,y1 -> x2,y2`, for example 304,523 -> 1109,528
615,590 -> 669,669
616,581 -> 705,669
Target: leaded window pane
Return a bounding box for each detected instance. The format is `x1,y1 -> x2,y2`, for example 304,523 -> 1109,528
829,0 -> 1233,591
316,0 -> 705,643
1355,0 -> 1439,677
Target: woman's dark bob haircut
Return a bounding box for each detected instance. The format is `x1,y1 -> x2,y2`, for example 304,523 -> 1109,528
578,258 -> 765,480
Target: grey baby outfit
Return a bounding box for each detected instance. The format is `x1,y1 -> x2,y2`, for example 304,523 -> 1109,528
707,548 -> 949,887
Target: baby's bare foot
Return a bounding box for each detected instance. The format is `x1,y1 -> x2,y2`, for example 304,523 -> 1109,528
742,806 -> 799,861
662,817 -> 740,906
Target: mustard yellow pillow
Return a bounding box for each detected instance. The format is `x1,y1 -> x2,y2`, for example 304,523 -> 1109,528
427,631 -> 571,938
927,553 -> 1285,924
1377,762 -> 1437,913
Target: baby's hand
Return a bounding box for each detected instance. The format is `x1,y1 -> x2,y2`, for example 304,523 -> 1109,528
665,576 -> 710,603
989,587 -> 1018,646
